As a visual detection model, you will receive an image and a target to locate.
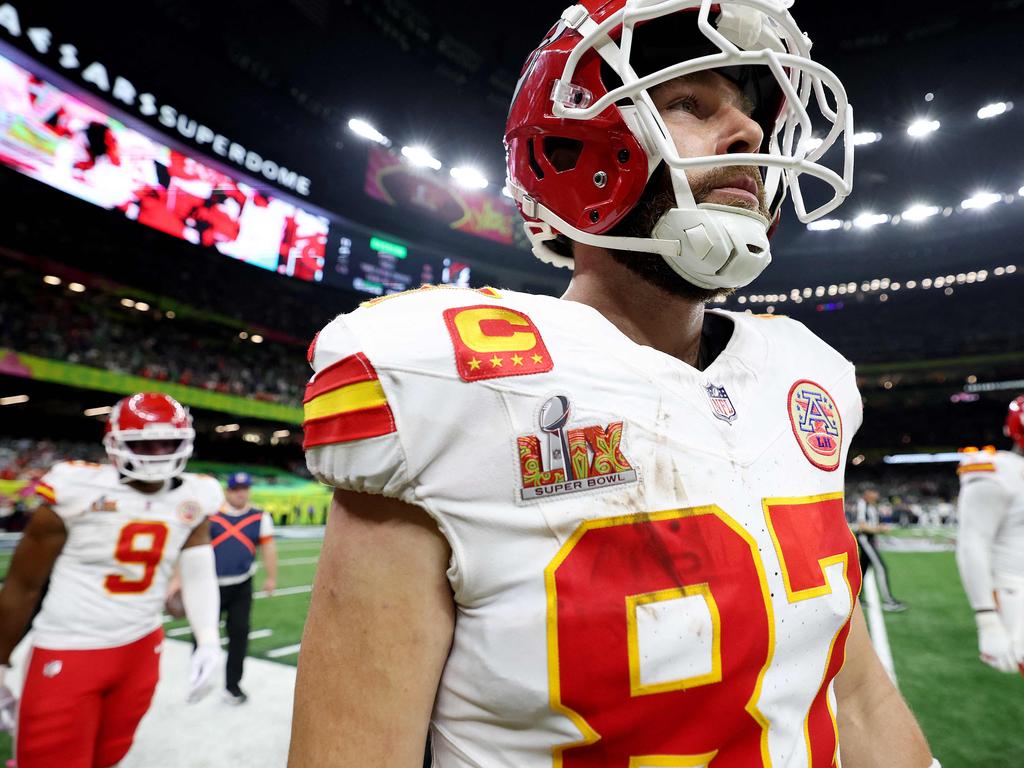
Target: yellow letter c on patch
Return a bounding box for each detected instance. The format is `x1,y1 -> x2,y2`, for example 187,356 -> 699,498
453,308 -> 537,353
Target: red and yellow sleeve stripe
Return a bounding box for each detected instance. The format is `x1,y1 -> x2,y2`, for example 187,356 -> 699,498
34,482 -> 57,504
957,462 -> 996,475
302,353 -> 396,449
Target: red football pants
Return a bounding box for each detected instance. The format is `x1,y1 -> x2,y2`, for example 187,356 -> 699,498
17,627 -> 163,768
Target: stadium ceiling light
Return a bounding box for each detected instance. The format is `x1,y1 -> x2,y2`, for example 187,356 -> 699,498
450,166 -> 488,190
907,119 -> 940,138
883,452 -> 962,464
83,405 -> 113,416
807,218 -> 844,231
854,213 -> 890,229
250,334 -> 264,344
1018,185 -> 1024,198
120,298 -> 135,308
42,275 -> 61,286
215,423 -> 241,433
134,301 -> 150,312
401,145 -> 442,171
239,331 -> 249,340
0,395 -> 29,406
165,310 -> 176,319
853,131 -> 882,146
902,204 -> 940,222
68,282 -> 86,293
272,429 -> 291,438
347,118 -> 391,146
977,101 -> 1012,120
961,192 -> 1001,210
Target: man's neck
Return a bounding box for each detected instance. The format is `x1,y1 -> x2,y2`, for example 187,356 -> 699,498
562,248 -> 706,368
125,478 -> 167,495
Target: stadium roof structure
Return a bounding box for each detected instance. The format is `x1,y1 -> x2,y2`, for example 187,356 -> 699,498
5,0 -> 1024,292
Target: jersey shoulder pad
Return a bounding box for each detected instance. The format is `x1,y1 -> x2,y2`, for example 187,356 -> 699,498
304,287 -> 550,498
303,308 -> 408,499
181,472 -> 225,514
36,461 -> 111,520
957,446 -> 999,483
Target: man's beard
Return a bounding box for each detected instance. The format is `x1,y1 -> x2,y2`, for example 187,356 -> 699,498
607,164 -> 768,303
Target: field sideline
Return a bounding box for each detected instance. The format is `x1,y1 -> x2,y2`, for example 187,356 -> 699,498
0,543 -> 1020,766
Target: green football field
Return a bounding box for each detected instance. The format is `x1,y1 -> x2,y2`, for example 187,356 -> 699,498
0,543 -> 1020,766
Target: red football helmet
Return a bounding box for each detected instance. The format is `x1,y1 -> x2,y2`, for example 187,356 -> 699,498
1005,396 -> 1024,450
104,393 -> 195,482
505,0 -> 854,290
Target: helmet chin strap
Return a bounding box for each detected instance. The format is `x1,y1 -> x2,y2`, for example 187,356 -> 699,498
649,164 -> 773,290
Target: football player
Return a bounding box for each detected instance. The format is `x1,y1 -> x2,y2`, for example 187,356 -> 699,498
290,1 -> 937,766
0,393 -> 222,768
955,396 -> 1024,674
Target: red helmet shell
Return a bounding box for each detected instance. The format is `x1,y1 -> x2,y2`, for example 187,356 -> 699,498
106,393 -> 191,435
505,0 -> 649,236
1006,396 -> 1024,449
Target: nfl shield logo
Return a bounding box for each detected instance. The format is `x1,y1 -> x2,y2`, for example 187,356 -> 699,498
706,383 -> 738,423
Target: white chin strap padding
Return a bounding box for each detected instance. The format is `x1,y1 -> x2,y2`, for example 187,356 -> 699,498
652,204 -> 772,290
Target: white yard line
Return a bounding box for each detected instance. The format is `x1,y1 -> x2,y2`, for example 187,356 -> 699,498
220,628 -> 274,645
863,569 -> 898,684
254,584 -> 313,599
273,556 -> 320,566
265,643 -> 302,659
168,626 -> 272,643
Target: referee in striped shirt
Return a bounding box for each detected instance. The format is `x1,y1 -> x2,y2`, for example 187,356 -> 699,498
853,487 -> 906,612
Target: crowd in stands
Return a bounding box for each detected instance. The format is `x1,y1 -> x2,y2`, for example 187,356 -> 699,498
1,259 -> 310,406
847,467 -> 962,526
0,438 -> 104,482
776,279 -> 1022,365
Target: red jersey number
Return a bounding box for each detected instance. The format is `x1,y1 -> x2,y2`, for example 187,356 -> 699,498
104,522 -> 169,594
546,496 -> 859,768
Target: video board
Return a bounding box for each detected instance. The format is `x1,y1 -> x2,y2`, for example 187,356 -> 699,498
0,50 -> 471,293
0,54 -> 330,280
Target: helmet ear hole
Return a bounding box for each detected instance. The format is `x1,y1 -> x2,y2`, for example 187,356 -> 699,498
527,138 -> 546,180
542,137 -> 584,172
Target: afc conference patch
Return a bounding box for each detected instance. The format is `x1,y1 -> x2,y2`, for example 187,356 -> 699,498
787,379 -> 843,472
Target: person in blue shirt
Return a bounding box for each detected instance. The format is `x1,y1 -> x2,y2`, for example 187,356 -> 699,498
209,472 -> 278,703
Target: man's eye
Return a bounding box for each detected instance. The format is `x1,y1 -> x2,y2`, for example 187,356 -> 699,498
668,95 -> 699,114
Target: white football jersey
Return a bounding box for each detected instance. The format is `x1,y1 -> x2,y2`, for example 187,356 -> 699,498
957,449 -> 1024,583
31,461 -> 222,650
306,287 -> 864,768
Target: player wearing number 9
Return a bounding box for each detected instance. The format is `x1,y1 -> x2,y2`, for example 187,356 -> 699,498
290,1 -> 937,767
0,393 -> 223,768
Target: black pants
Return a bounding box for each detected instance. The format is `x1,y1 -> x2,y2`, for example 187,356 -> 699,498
220,577 -> 253,690
856,532 -> 898,603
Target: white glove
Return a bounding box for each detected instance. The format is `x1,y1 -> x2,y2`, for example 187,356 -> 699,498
0,665 -> 16,733
187,643 -> 222,703
976,612 -> 1018,673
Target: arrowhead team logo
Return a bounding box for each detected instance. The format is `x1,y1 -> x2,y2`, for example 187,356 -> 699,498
177,500 -> 201,524
788,380 -> 843,472
444,305 -> 553,382
517,395 -> 638,500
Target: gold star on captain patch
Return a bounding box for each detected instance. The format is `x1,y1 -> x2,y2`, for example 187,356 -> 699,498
489,355 -> 504,368
510,354 -> 524,366
467,357 -> 482,371
531,353 -> 544,364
